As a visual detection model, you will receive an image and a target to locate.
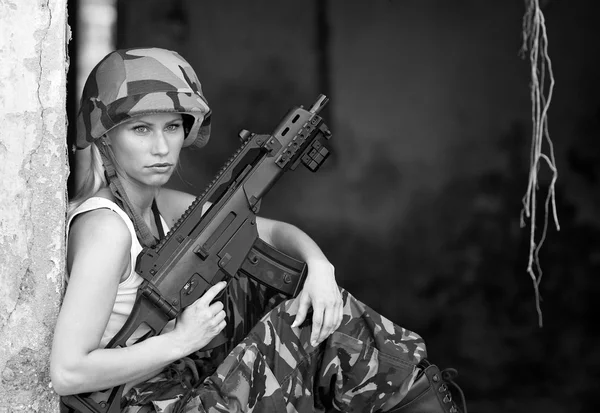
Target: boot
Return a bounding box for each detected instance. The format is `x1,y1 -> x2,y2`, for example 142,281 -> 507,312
387,359 -> 467,413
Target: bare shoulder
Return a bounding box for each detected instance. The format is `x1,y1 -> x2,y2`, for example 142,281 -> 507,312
68,208 -> 132,271
70,208 -> 131,241
156,187 -> 210,227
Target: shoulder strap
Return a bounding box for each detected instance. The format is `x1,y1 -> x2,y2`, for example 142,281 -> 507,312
152,199 -> 165,240
98,142 -> 159,248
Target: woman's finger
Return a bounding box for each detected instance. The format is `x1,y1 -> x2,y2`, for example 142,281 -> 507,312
212,310 -> 226,324
318,304 -> 336,344
310,305 -> 324,346
199,281 -> 227,306
291,293 -> 310,328
337,299 -> 344,330
208,300 -> 224,315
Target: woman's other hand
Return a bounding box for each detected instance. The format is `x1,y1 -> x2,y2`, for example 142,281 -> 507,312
254,216 -> 342,347
292,259 -> 343,346
166,281 -> 228,355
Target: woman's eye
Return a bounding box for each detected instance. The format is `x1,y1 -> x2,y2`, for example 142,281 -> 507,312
133,125 -> 149,134
165,124 -> 182,132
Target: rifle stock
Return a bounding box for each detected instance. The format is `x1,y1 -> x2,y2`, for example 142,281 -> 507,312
61,95 -> 332,413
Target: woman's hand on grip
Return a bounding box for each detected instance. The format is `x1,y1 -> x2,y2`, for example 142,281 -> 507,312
167,281 -> 228,356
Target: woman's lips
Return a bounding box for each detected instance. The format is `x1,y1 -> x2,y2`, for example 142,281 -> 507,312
147,163 -> 173,172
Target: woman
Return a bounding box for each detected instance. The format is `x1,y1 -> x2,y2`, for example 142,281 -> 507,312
51,48 -> 461,413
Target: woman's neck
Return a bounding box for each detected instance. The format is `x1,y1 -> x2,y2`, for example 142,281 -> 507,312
118,178 -> 159,219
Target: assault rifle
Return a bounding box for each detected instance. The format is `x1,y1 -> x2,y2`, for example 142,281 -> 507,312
60,95 -> 332,413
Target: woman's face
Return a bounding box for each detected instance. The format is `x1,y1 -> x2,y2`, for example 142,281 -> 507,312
106,113 -> 186,188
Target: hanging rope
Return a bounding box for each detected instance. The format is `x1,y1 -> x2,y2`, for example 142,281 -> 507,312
519,0 -> 559,327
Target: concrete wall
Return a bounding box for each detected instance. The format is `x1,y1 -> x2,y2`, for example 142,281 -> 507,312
0,0 -> 69,411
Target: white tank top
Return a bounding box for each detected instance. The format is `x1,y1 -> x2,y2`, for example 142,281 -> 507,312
66,197 -> 175,348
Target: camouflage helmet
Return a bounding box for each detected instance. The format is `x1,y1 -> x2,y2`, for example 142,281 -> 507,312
76,47 -> 211,150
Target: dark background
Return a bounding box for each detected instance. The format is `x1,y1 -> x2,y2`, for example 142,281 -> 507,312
67,1 -> 600,412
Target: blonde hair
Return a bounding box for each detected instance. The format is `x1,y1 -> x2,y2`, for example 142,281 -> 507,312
68,143 -> 108,214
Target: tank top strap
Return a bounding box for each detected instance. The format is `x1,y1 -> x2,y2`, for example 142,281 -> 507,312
67,197 -> 137,237
67,197 -> 169,240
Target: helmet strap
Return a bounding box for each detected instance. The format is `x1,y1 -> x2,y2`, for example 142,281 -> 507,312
97,142 -> 159,248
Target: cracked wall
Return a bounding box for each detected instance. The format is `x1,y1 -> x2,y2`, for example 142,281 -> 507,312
0,0 -> 68,411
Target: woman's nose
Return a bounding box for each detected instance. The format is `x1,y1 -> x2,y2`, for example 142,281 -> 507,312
151,131 -> 169,155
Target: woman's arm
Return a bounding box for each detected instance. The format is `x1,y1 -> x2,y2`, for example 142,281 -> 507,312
51,209 -> 226,396
256,217 -> 343,346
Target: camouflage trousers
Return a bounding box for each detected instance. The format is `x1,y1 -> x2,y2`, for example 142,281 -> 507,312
121,276 -> 427,412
